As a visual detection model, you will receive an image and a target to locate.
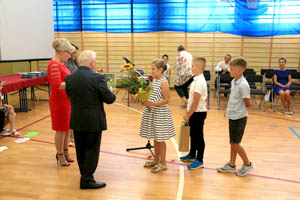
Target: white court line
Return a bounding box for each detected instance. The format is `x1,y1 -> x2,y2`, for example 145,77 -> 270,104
116,103 -> 184,200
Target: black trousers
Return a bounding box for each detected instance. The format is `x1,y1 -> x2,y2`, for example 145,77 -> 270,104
174,76 -> 194,99
0,110 -> 6,132
188,112 -> 207,162
74,130 -> 102,183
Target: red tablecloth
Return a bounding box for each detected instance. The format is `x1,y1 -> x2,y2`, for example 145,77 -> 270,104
0,74 -> 48,94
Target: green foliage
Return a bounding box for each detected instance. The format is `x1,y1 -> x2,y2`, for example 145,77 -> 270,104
117,68 -> 151,95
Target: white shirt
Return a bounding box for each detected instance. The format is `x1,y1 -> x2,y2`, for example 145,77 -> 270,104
174,50 -> 193,86
215,61 -> 230,72
187,74 -> 207,112
226,76 -> 250,120
163,63 -> 170,78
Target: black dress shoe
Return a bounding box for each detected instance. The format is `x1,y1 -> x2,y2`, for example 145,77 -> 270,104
80,181 -> 106,189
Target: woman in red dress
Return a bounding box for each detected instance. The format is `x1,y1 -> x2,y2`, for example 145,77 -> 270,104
48,38 -> 75,166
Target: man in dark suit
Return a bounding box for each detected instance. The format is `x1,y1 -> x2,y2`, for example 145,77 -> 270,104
65,50 -> 116,189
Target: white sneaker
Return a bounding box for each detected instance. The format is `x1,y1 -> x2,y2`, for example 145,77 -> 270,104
0,131 -> 11,136
217,162 -> 236,173
236,163 -> 254,177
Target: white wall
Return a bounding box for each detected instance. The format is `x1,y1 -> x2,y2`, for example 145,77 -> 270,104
0,0 -> 54,61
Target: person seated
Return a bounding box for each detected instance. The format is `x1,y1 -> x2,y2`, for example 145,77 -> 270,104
162,54 -> 171,85
214,54 -> 232,95
215,54 -> 231,74
0,80 -> 20,136
274,57 -> 292,115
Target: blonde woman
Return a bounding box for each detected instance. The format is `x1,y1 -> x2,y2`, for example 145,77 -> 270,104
48,38 -> 75,166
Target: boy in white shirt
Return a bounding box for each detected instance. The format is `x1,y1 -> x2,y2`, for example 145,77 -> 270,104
180,57 -> 207,169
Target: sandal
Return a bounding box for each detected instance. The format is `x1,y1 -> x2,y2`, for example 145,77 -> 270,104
151,163 -> 167,173
11,129 -> 20,136
144,160 -> 158,168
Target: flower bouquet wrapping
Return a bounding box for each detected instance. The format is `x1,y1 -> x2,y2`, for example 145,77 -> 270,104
118,63 -> 152,111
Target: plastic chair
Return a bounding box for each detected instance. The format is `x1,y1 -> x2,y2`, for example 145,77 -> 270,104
217,73 -> 232,109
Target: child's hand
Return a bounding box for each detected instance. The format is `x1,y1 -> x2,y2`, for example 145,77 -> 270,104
183,113 -> 190,123
4,104 -> 13,110
143,101 -> 153,107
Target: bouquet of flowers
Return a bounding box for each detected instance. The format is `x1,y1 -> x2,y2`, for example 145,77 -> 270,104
118,63 -> 152,106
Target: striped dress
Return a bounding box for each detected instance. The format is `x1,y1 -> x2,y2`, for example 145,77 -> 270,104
140,77 -> 175,142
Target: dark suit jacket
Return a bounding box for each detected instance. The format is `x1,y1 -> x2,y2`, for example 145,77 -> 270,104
65,66 -> 116,132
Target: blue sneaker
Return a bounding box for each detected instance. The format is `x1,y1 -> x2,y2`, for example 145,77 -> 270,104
188,160 -> 204,170
180,154 -> 196,162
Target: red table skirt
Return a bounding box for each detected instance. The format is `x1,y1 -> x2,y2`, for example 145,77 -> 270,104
0,74 -> 48,94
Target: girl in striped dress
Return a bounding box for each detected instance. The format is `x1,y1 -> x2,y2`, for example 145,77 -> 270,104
140,59 -> 175,173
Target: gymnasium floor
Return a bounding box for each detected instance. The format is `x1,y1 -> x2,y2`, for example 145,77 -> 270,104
0,87 -> 300,200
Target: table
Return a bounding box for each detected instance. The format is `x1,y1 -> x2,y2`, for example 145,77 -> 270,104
0,74 -> 48,112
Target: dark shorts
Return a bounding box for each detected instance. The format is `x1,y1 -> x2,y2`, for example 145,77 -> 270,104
229,117 -> 247,144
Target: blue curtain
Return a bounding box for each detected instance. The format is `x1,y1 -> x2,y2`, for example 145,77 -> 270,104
53,0 -> 300,37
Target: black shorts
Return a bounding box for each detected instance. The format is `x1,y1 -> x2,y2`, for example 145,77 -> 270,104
229,117 -> 247,144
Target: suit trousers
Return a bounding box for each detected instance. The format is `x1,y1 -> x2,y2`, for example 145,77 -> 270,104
174,76 -> 194,99
74,130 -> 102,183
188,112 -> 207,162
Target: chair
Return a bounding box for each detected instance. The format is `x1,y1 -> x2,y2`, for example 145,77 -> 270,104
217,73 -> 233,109
261,69 -> 274,90
243,70 -> 256,77
289,69 -> 297,75
291,72 -> 300,91
245,75 -> 266,110
244,70 -> 257,89
204,70 -> 211,109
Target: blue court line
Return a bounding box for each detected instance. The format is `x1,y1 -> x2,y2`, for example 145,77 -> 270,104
289,127 -> 300,139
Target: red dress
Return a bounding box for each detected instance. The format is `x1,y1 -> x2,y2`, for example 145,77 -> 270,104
47,59 -> 71,131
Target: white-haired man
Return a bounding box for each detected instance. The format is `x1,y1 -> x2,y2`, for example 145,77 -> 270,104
65,50 -> 116,189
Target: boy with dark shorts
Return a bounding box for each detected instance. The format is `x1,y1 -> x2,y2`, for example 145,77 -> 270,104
217,57 -> 254,177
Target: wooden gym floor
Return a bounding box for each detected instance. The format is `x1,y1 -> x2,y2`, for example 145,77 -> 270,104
0,87 -> 300,200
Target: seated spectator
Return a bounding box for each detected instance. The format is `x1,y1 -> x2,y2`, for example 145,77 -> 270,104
0,80 -> 19,136
215,54 -> 231,73
162,54 -> 171,85
274,57 -> 292,115
214,54 -> 232,95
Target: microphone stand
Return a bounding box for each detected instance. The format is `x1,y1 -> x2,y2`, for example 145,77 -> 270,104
126,140 -> 154,157
122,56 -> 155,157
